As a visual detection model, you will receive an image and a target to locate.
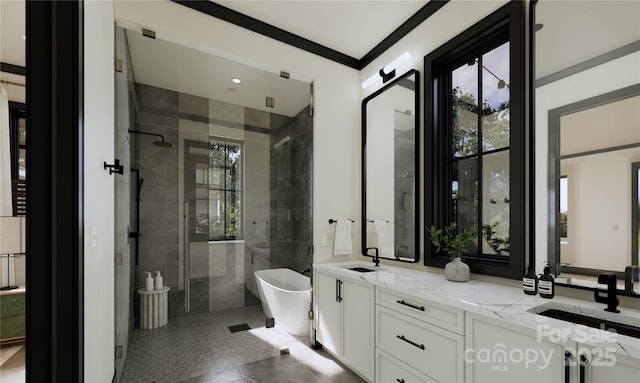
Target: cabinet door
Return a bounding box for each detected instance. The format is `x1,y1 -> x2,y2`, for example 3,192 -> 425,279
315,270 -> 340,355
581,344 -> 640,383
466,313 -> 567,383
341,277 -> 374,381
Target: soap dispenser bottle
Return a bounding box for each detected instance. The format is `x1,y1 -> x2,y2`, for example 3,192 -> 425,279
154,271 -> 163,290
539,266 -> 555,299
523,265 -> 538,295
145,272 -> 153,291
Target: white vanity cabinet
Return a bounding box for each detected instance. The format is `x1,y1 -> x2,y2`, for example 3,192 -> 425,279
572,343 -> 640,383
466,312 -> 566,382
376,288 -> 465,383
465,312 -> 640,383
314,269 -> 374,382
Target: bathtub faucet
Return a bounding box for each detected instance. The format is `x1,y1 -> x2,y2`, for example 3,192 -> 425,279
299,268 -> 311,276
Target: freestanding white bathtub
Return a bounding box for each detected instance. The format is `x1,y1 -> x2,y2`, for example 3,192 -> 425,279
255,268 -> 311,336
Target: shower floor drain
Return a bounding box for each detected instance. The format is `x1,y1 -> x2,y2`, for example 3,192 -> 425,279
228,323 -> 251,333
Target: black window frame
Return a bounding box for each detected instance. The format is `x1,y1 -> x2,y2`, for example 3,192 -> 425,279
207,137 -> 243,242
424,1 -> 525,279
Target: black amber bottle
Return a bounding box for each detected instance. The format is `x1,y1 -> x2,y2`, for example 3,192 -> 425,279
538,266 -> 555,299
523,266 -> 538,295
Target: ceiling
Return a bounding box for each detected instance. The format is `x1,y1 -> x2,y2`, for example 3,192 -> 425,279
560,95 -> 640,157
216,0 -> 429,60
535,0 -> 640,79
0,0 -> 27,101
0,0 -> 25,68
126,29 -> 311,117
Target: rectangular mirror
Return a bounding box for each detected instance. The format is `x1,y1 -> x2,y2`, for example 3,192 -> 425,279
533,0 -> 640,293
362,69 -> 419,262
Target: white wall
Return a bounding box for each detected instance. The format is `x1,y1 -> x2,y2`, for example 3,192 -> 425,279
84,0 -> 115,381
560,149 -> 640,271
114,0 -> 361,264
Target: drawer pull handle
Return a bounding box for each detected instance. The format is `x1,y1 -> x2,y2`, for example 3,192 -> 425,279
396,379 -> 405,383
396,299 -> 425,311
396,334 -> 425,350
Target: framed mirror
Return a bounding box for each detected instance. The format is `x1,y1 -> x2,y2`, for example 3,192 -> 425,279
533,0 -> 640,294
362,69 -> 419,262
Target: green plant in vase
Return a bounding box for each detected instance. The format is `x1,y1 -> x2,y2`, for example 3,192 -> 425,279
427,223 -> 476,281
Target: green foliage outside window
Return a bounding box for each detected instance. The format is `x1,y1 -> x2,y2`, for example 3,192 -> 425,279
208,139 -> 242,241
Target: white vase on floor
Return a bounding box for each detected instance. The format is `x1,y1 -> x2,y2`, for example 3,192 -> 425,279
444,257 -> 470,282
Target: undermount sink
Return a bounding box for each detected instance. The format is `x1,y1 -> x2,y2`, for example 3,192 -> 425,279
530,303 -> 640,339
348,266 -> 378,273
538,309 -> 640,339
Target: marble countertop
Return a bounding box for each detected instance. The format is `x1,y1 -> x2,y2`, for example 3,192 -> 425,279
314,261 -> 640,360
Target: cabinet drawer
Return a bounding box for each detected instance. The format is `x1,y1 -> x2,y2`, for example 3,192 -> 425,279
377,349 -> 435,383
0,314 -> 25,339
377,288 -> 464,335
377,306 -> 463,382
0,294 -> 26,317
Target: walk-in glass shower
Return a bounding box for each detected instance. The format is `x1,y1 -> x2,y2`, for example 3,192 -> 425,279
126,28 -> 312,315
114,28 -> 313,377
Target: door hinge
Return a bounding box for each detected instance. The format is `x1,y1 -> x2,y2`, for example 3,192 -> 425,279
115,253 -> 123,266
115,346 -> 123,359
308,310 -> 314,320
114,58 -> 123,73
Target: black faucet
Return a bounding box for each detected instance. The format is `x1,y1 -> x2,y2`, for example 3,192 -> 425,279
366,247 -> 380,267
624,265 -> 639,294
594,273 -> 619,313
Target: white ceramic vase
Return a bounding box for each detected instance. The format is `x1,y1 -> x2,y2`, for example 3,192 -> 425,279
444,257 -> 470,282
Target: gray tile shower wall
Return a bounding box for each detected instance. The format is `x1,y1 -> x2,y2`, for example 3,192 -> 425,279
134,83 -> 182,322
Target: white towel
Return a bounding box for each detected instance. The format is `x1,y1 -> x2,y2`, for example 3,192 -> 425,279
374,220 -> 391,247
333,219 -> 352,256
254,222 -> 267,242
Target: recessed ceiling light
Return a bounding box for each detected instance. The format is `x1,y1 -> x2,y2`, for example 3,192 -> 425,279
232,78 -> 241,84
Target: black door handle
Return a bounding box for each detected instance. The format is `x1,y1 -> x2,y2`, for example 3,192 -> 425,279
579,354 -> 588,383
396,299 -> 425,311
564,351 -> 573,383
396,334 -> 425,350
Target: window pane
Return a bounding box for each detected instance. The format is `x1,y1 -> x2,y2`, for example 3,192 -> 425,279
481,42 -> 510,152
18,118 -> 26,146
226,143 -> 242,191
209,168 -> 224,189
226,191 -> 241,239
560,176 -> 568,241
195,198 -> 209,235
481,150 -> 510,255
195,163 -> 207,185
453,157 -> 478,244
18,149 -> 26,180
452,61 -> 479,157
209,190 -> 224,239
209,141 -> 225,188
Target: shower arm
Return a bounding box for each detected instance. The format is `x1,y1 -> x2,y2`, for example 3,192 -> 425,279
128,129 -> 169,143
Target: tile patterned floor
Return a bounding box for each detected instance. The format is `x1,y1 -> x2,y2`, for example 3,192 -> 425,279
121,304 -> 364,383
